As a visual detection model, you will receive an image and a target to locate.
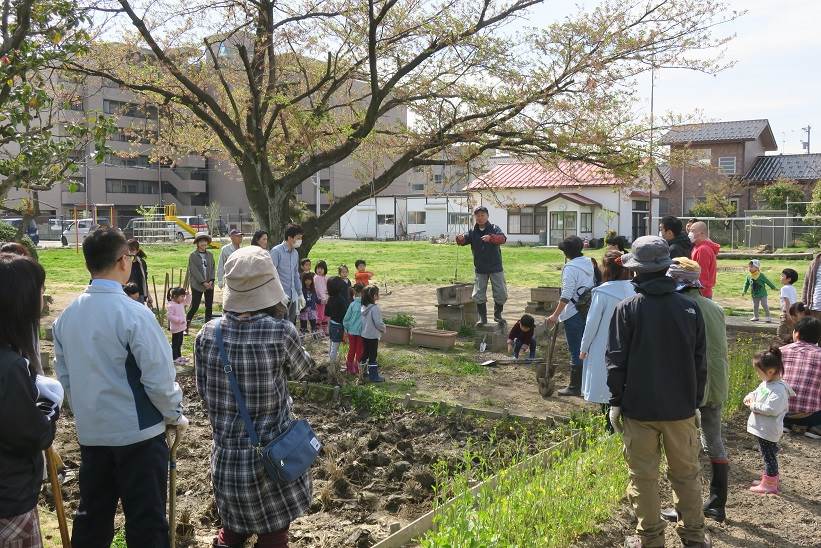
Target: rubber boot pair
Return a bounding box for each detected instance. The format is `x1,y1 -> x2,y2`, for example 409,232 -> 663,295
493,303 -> 505,324
662,462 -> 728,523
476,303 -> 488,327
367,364 -> 385,383
749,473 -> 779,494
557,365 -> 582,396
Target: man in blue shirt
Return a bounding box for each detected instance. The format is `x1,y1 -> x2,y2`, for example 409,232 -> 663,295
270,223 -> 304,323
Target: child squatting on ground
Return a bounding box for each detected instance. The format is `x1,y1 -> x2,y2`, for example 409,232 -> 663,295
744,345 -> 795,494
743,259 -> 777,322
507,314 -> 536,359
166,287 -> 189,363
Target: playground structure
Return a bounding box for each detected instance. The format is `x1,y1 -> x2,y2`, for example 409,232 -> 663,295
131,204 -> 219,247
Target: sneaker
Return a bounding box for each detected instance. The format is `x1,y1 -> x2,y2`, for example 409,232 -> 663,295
805,427 -> 821,439
750,317 -> 759,322
765,318 -> 773,323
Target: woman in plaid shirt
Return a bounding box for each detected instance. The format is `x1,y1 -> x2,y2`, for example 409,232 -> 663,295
781,317 -> 821,438
196,246 -> 315,548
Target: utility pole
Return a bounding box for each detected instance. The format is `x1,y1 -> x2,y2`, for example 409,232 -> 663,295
157,109 -> 164,211
647,62 -> 656,233
314,171 -> 321,217
802,125 -> 811,153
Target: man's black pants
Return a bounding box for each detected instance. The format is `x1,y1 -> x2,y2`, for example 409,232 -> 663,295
72,433 -> 170,548
186,288 -> 214,323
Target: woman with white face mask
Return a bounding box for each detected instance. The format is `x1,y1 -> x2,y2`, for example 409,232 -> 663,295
270,224 -> 305,324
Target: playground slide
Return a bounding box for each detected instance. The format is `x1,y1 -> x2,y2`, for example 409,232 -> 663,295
166,214 -> 220,248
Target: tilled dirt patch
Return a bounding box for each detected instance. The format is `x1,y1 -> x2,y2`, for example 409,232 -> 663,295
46,376 -> 560,547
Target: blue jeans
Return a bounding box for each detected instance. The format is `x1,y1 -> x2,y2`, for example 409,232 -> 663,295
562,312 -> 585,368
512,338 -> 536,359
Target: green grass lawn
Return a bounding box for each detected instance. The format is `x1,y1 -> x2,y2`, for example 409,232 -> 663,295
38,240 -> 811,307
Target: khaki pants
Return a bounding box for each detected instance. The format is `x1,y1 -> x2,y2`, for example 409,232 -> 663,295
623,416 -> 705,547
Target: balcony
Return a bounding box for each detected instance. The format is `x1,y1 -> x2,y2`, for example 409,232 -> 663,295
169,177 -> 206,194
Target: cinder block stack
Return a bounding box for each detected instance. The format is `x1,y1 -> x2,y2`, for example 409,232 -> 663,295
436,284 -> 477,331
525,287 -> 561,316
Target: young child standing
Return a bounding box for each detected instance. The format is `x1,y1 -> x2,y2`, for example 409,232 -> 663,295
299,272 -> 319,335
360,285 -> 385,382
314,261 -> 329,335
166,286 -> 189,363
300,257 -> 312,274
339,264 -> 353,303
354,259 -> 374,286
124,283 -> 143,302
743,259 -> 777,322
779,268 -> 799,341
325,276 -> 349,366
343,283 -> 365,374
507,314 -> 536,359
744,346 -> 795,494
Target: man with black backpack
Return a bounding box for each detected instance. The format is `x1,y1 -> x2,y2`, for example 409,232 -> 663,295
547,235 -> 598,396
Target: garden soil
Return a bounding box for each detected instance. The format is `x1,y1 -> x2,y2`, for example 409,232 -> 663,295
574,416 -> 821,548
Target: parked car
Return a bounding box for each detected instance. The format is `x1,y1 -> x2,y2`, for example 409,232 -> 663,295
49,218 -> 73,233
3,218 -> 40,245
123,218 -> 185,242
61,217 -> 110,246
176,215 -> 208,233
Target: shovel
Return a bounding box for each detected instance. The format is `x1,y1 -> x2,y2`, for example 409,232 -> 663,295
479,357 -> 541,367
166,426 -> 183,547
46,446 -> 71,548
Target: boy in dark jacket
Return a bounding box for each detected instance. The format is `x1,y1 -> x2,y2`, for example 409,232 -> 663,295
507,314 -> 536,359
325,276 -> 350,364
606,236 -> 709,548
659,215 -> 692,259
456,205 -> 508,325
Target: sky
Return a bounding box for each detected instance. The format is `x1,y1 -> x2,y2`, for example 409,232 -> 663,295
527,0 -> 820,154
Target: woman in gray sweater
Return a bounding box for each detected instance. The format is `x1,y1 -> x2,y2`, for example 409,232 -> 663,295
187,233 -> 216,329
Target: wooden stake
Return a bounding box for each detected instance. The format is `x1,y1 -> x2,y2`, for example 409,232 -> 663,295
46,447 -> 71,548
152,276 -> 160,314
163,272 -> 170,312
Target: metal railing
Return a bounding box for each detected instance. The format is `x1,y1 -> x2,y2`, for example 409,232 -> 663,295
679,215 -> 821,249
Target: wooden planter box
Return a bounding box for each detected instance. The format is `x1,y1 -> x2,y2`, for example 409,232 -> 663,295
383,324 -> 412,345
412,328 -> 458,350
437,284 -> 474,306
531,286 -> 561,303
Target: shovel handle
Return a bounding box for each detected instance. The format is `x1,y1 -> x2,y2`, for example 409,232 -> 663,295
46,446 -> 71,548
166,426 -> 182,547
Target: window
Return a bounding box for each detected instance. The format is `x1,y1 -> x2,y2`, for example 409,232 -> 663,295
320,178 -> 331,193
408,211 -> 426,224
448,212 -> 471,226
580,213 -> 592,233
105,179 -> 160,194
658,197 -> 671,216
632,200 -> 649,211
690,148 -> 712,166
508,206 -> 548,234
433,173 -> 444,185
103,99 -> 157,119
411,182 -> 425,192
718,156 -> 736,175
508,209 -> 521,234
109,128 -> 152,144
728,198 -> 740,216
377,214 -> 394,225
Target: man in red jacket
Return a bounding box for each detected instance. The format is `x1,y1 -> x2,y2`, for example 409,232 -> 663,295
689,222 -> 720,298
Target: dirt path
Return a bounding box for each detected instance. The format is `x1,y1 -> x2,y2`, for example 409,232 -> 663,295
574,416 -> 821,548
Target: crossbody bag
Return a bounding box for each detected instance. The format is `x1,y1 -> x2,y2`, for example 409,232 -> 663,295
215,319 -> 321,483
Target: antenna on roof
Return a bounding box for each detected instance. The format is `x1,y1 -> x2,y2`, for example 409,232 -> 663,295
802,125 -> 811,154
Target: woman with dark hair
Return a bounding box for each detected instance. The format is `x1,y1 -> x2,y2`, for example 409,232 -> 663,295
127,238 -> 152,306
0,242 -> 31,257
0,253 -> 62,547
605,235 -> 629,253
250,230 -> 270,250
195,246 -> 313,548
547,235 -> 597,396
578,250 -> 635,428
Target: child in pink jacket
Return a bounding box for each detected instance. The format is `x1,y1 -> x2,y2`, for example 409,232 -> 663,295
167,287 -> 190,363
314,261 -> 329,335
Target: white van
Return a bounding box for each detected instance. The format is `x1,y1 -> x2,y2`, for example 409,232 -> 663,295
61,218 -> 110,246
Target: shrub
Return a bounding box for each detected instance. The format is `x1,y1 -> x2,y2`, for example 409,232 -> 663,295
756,179 -> 806,213
384,313 -> 415,328
0,221 -> 39,260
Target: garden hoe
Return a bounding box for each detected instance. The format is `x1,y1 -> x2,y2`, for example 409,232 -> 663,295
536,323 -> 562,397
166,425 -> 183,547
46,446 -> 71,548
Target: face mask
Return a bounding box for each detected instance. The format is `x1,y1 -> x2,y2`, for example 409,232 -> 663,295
688,232 -> 695,242
293,239 -> 303,248
658,231 -> 664,238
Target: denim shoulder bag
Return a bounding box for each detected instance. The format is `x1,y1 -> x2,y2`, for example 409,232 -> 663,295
215,319 -> 321,483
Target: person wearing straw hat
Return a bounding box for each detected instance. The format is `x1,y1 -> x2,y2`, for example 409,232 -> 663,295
606,236 -> 710,548
187,232 -> 216,330
661,257 -> 730,524
217,229 -> 244,289
195,246 -> 314,548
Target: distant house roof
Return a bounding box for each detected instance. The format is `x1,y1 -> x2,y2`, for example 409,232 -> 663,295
659,119 -> 777,151
536,192 -> 602,208
465,161 -> 623,190
744,154 -> 821,183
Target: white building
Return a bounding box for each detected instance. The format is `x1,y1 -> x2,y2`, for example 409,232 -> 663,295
466,162 -> 664,244
339,195 -> 473,240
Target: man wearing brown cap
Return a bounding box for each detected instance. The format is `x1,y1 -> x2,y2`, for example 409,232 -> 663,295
217,229 -> 243,289
456,205 -> 508,325
606,236 -> 710,548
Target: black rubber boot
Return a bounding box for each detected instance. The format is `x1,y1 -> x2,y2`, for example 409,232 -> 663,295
703,462 -> 728,522
476,303 -> 488,326
557,365 -> 582,396
493,303 -> 505,324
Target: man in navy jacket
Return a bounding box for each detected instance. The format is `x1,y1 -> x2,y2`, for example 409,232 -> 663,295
456,206 -> 508,325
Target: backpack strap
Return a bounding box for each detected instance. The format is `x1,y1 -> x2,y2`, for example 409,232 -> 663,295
215,319 -> 261,448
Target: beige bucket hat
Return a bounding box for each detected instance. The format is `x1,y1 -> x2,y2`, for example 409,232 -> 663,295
223,246 -> 286,313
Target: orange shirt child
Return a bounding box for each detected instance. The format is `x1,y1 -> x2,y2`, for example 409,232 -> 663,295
354,259 -> 373,286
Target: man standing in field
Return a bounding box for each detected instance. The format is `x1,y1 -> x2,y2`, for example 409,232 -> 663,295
606,236 -> 710,548
456,205 -> 508,326
689,221 -> 720,298
270,223 -> 305,324
216,229 -> 243,289
53,228 -> 187,548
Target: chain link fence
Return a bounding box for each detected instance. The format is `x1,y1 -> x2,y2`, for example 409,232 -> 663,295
681,215 -> 821,249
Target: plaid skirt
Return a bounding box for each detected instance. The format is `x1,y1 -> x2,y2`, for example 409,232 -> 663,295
211,445 -> 312,534
0,508 -> 43,548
